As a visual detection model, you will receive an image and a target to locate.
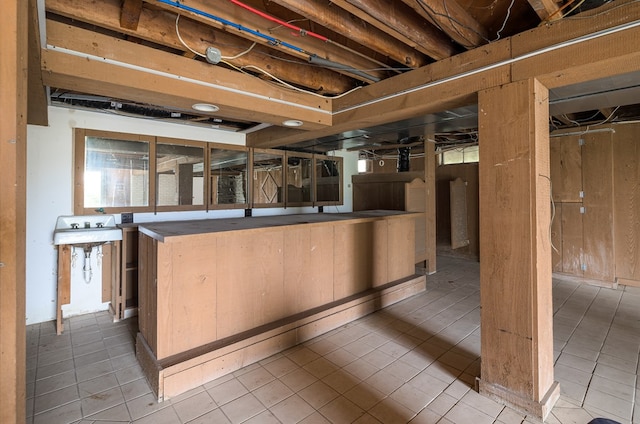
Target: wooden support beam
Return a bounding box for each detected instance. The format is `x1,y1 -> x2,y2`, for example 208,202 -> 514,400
424,135 -> 437,274
46,0 -> 356,95
0,1 -> 28,423
44,21 -> 332,128
477,78 -> 559,419
120,0 -> 143,30
330,0 -> 459,59
269,0 -> 442,65
27,0 -> 48,126
398,0 -> 489,48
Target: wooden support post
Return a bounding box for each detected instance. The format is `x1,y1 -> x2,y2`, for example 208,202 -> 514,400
424,134 -> 437,274
477,79 -> 559,420
0,1 -> 28,422
57,245 -> 71,334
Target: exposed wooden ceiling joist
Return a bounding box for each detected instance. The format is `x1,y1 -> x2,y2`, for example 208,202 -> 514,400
144,0 -> 391,83
267,0 -> 429,68
526,0 -> 563,21
328,0 -> 460,60
398,0 -> 489,48
120,0 -> 143,30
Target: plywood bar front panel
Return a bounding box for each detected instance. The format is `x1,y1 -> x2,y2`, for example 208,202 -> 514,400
283,226 -> 334,314
216,230 -> 285,340
137,211 -> 420,363
334,221 -> 377,299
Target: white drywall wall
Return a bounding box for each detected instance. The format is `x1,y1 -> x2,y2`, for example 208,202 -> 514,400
26,106 -> 355,324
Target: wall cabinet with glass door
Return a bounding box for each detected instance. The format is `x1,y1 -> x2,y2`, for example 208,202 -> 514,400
251,149 -> 284,208
285,152 -> 314,206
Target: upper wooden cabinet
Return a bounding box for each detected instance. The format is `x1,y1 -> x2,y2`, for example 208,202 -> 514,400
251,149 -> 284,208
209,144 -> 249,210
75,129 -> 343,213
315,154 -> 343,206
285,152 -> 314,207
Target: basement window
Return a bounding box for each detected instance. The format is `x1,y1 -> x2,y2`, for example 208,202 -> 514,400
440,145 -> 479,165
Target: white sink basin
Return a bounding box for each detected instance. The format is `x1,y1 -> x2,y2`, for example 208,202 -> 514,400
53,215 -> 123,245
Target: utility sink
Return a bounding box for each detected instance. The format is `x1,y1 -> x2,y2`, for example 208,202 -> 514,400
53,214 -> 123,245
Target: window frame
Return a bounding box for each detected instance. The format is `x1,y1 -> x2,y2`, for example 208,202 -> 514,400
314,154 -> 343,207
250,148 -> 285,209
74,128 -> 157,215
284,151 -> 315,207
208,142 -> 250,210
155,137 -> 209,212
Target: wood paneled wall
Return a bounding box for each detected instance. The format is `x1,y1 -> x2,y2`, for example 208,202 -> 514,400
550,123 -> 640,286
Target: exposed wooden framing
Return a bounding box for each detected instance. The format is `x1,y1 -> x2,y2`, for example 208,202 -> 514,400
512,26 -> 640,89
56,245 -> 71,334
478,79 -> 558,419
43,22 -> 332,128
269,0 -> 442,65
526,0 -> 562,21
330,0 -> 458,59
144,0 -> 389,82
0,1 -> 27,422
120,0 -> 143,30
27,0 -> 48,126
398,0 -> 489,48
247,1 -> 640,147
46,0 -> 355,95
511,0 -> 639,56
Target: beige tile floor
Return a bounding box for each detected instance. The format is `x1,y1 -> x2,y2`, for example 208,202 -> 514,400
26,256 -> 640,423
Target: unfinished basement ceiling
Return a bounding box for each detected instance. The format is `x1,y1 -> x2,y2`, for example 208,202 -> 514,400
38,0 -> 640,153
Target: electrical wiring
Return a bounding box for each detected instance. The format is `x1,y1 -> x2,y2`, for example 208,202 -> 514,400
494,0 -> 515,41
231,0 -> 401,74
175,14 -> 206,59
560,0 -> 637,20
159,0 -> 308,54
563,0 -> 588,17
176,13 -> 365,98
415,0 -> 485,48
176,14 -> 258,60
228,0 -> 328,42
222,42 -> 257,60
221,59 -> 363,99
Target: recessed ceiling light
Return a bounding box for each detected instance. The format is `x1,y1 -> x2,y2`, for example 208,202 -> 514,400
192,103 -> 219,112
282,119 -> 303,127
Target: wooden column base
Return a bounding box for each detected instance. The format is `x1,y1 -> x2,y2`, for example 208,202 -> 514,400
477,378 -> 560,421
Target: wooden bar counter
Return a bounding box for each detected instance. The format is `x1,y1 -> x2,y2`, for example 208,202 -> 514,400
136,210 -> 426,400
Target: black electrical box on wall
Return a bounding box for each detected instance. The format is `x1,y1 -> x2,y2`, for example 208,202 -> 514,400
121,212 -> 133,224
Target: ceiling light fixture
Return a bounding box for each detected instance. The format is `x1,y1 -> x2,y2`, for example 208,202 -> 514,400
192,103 -> 219,112
282,119 -> 303,127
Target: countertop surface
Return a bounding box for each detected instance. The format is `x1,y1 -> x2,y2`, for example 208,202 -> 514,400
137,210 -> 421,242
